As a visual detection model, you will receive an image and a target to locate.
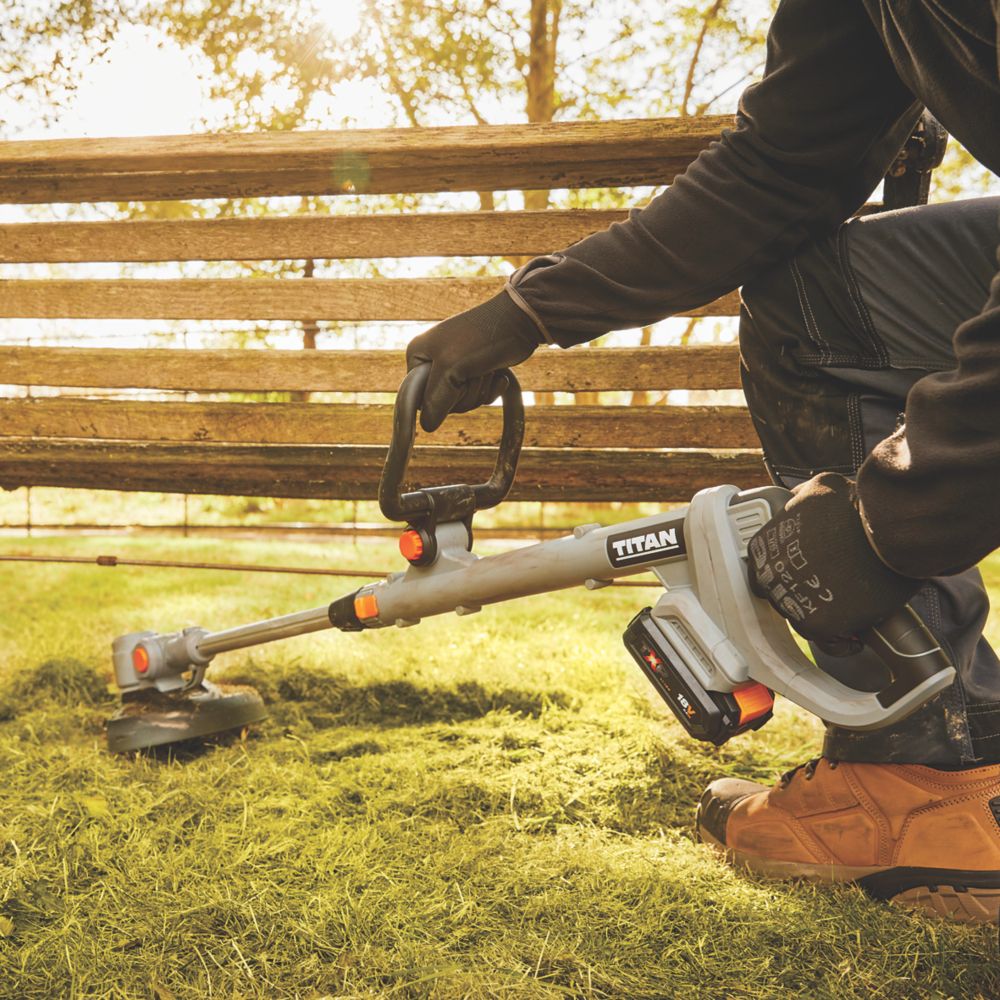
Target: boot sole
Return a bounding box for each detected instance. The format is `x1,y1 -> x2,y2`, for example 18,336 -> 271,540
697,821 -> 1000,926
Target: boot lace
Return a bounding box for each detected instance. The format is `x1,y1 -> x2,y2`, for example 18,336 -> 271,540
779,757 -> 839,788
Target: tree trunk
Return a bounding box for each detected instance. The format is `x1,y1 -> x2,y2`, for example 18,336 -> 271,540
524,0 -> 560,213
525,0 -> 562,406
682,0 -> 727,117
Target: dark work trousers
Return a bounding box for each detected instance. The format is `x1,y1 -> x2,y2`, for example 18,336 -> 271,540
739,196 -> 1000,766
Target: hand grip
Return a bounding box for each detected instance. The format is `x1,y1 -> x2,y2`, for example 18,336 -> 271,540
378,362 -> 525,523
859,605 -> 955,708
728,485 -> 955,727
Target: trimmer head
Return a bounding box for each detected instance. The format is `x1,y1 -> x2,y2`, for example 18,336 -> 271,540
106,681 -> 268,754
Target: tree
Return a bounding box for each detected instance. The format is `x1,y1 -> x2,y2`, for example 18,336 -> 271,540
0,1 -> 136,127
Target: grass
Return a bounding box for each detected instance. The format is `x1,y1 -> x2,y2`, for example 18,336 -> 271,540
0,534 -> 996,999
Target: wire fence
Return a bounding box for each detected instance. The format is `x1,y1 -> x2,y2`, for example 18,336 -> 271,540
0,551 -> 661,586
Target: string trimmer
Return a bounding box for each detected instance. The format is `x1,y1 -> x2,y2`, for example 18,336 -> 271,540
106,364 -> 955,753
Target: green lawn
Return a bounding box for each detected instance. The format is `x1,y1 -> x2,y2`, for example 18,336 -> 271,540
0,534 -> 996,999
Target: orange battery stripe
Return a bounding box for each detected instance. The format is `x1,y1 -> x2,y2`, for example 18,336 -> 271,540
733,682 -> 774,725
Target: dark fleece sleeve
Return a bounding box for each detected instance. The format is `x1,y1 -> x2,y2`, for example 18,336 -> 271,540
508,0 -> 921,348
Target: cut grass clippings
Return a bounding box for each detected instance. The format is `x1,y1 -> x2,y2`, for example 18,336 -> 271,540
0,535 -> 996,999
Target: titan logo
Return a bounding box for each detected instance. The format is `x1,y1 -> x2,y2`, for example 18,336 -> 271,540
611,529 -> 678,562
607,521 -> 686,568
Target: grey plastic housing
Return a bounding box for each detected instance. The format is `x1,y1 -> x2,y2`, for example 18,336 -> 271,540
112,628 -> 212,694
646,485 -> 955,730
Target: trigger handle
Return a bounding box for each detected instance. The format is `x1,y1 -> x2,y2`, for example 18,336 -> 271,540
859,604 -> 955,708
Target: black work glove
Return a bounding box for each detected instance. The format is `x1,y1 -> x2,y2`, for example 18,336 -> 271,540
406,291 -> 543,432
747,472 -> 922,647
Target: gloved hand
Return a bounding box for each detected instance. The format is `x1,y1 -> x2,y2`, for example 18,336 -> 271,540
406,290 -> 543,432
747,472 -> 922,645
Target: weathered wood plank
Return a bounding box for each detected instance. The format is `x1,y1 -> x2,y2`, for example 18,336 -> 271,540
0,279 -> 739,321
0,205 -> 882,264
0,206 -> 882,264
0,399 -> 757,449
0,210 -> 630,264
0,116 -> 732,203
0,345 -> 743,392
0,439 -> 767,501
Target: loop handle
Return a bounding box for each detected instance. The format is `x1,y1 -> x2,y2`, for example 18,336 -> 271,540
378,363 -> 525,524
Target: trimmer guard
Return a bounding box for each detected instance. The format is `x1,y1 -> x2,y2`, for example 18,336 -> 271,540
106,680 -> 267,754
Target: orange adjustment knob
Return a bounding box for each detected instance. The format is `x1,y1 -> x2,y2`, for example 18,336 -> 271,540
132,645 -> 150,674
354,592 -> 380,621
399,529 -> 425,563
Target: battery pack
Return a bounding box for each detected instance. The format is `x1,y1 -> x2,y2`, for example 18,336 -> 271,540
623,607 -> 773,746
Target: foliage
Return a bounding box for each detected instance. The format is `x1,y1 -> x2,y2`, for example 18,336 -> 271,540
332,0 -> 776,127
0,534 -> 997,998
0,0 -> 138,124
0,0 -> 775,140
930,142 -> 1000,203
147,0 -> 338,131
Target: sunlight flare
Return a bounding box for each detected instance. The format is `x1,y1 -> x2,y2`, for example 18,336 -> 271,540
312,0 -> 364,42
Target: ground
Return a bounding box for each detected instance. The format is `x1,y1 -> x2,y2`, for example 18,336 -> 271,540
0,534 -> 997,999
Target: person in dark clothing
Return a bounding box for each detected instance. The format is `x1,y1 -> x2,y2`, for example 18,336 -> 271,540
406,0 -> 1000,923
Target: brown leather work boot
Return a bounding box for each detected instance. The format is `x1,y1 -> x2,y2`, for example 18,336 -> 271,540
696,758 -> 1000,924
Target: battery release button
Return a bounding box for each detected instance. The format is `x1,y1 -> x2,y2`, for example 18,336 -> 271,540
733,682 -> 774,725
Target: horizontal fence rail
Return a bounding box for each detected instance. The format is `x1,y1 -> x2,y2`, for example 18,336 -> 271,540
0,399 -> 758,449
0,344 -> 740,393
0,279 -> 740,321
0,205 -> 883,266
0,210 -> 630,263
0,439 -> 767,501
0,117 -> 732,203
0,346 -> 744,392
